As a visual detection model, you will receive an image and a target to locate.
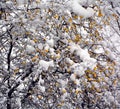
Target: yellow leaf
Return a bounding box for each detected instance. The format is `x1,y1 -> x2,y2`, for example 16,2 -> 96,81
22,61 -> 26,65
75,89 -> 82,94
57,103 -> 63,107
61,88 -> 67,93
63,27 -> 69,33
33,38 -> 38,43
95,30 -> 99,37
73,15 -> 78,19
91,85 -> 95,90
62,16 -> 65,20
55,82 -> 59,87
68,40 -> 72,43
113,79 -> 117,86
67,68 -> 71,73
93,66 -> 97,71
14,68 -> 19,73
74,34 -> 81,43
68,18 -> 72,23
25,31 -> 31,35
97,77 -> 102,82
55,53 -> 61,59
0,11 -> 2,15
57,101 -> 64,107
54,14 -> 59,19
95,88 -> 101,93
70,23 -> 76,29
36,0 -> 40,3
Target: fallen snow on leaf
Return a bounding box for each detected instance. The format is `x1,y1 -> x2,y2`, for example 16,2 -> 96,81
46,38 -> 54,47
39,86 -> 45,93
39,60 -> 54,71
70,73 -> 76,81
26,45 -> 36,54
69,0 -> 95,18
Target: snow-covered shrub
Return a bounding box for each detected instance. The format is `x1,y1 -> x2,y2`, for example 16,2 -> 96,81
0,0 -> 120,109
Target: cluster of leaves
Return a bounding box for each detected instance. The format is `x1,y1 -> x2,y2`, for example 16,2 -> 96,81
0,0 -> 120,109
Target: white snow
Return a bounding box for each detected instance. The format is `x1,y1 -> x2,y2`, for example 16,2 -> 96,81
26,45 -> 36,54
10,13 -> 16,17
38,43 -> 43,50
78,0 -> 95,5
2,27 -> 7,32
70,73 -> 76,81
69,0 -> 95,18
57,79 -> 68,87
69,42 -> 97,70
17,83 -> 24,90
69,42 -> 90,60
74,79 -> 79,85
70,63 -> 85,76
28,39 -> 36,46
61,92 -> 68,100
65,58 -> 74,65
46,38 -> 54,47
39,86 -> 45,93
77,48 -> 90,61
17,98 -> 22,109
39,76 -> 44,84
44,44 -> 50,52
84,58 -> 97,69
39,60 -> 54,71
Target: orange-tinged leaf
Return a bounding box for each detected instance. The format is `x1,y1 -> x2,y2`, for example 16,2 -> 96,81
88,78 -> 93,81
32,56 -> 39,62
112,13 -> 118,19
37,95 -> 43,99
92,72 -> 97,78
73,15 -> 78,19
113,79 -> 117,86
103,20 -> 110,25
98,9 -> 103,17
80,16 -> 83,19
